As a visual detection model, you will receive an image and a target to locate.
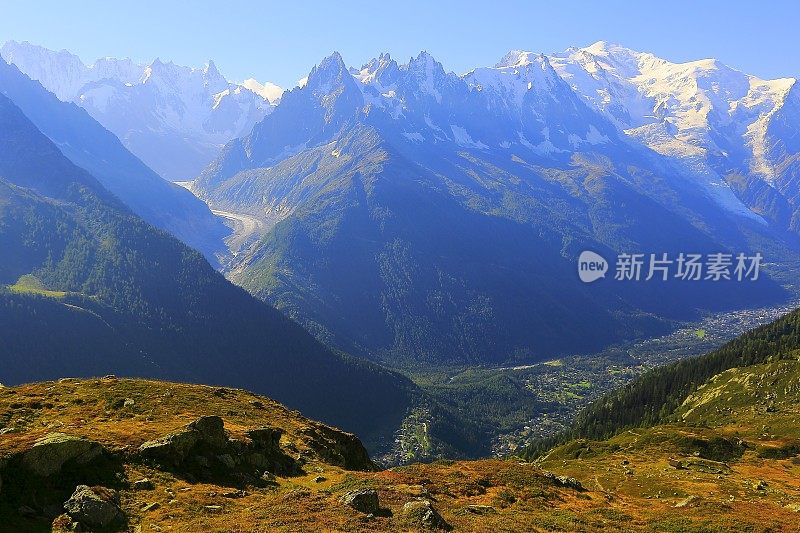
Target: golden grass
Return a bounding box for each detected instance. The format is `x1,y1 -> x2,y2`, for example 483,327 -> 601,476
3,378 -> 800,532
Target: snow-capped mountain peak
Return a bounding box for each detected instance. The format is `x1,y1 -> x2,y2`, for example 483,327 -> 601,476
404,51 -> 448,102
546,42 -> 799,220
495,49 -> 537,69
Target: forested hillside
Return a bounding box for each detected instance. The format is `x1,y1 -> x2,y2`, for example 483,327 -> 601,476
0,92 -> 446,454
524,306 -> 800,457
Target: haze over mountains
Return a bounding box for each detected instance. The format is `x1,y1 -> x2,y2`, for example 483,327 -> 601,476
0,57 -> 231,263
0,87 -> 474,458
0,41 -> 282,181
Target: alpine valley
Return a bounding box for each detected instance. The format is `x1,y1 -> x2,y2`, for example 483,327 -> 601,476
2,39 -> 800,472
194,43 -> 800,368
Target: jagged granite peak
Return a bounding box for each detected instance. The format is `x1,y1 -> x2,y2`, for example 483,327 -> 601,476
197,52 -> 367,188
355,52 -> 400,86
402,51 -> 450,101
204,58 -> 221,77
305,51 -> 356,94
406,50 -> 444,72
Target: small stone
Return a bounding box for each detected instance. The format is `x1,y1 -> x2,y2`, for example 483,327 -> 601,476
141,502 -> 160,512
669,458 -> 685,469
675,495 -> 699,508
133,478 -> 154,490
204,505 -> 224,513
313,475 -> 327,483
340,489 -> 380,514
63,485 -> 123,528
402,499 -> 451,530
123,398 -> 135,408
463,504 -> 497,515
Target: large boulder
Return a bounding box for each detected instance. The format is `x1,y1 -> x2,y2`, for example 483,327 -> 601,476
138,415 -> 227,467
340,489 -> 380,514
402,499 -> 452,530
246,427 -> 283,449
189,415 -> 228,449
543,472 -> 585,491
21,433 -> 104,476
63,485 -> 123,528
138,428 -> 199,466
300,425 -> 376,471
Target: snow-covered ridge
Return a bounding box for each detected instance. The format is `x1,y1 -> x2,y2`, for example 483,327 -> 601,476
542,41 -> 796,218
280,44 -> 797,223
546,41 -> 797,175
0,40 -> 283,105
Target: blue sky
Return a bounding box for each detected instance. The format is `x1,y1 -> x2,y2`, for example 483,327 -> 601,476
1,1 -> 797,88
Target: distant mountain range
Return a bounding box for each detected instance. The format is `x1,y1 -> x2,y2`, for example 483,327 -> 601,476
193,45 -> 799,365
1,40 -> 282,181
2,40 -> 799,369
0,57 -> 230,264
